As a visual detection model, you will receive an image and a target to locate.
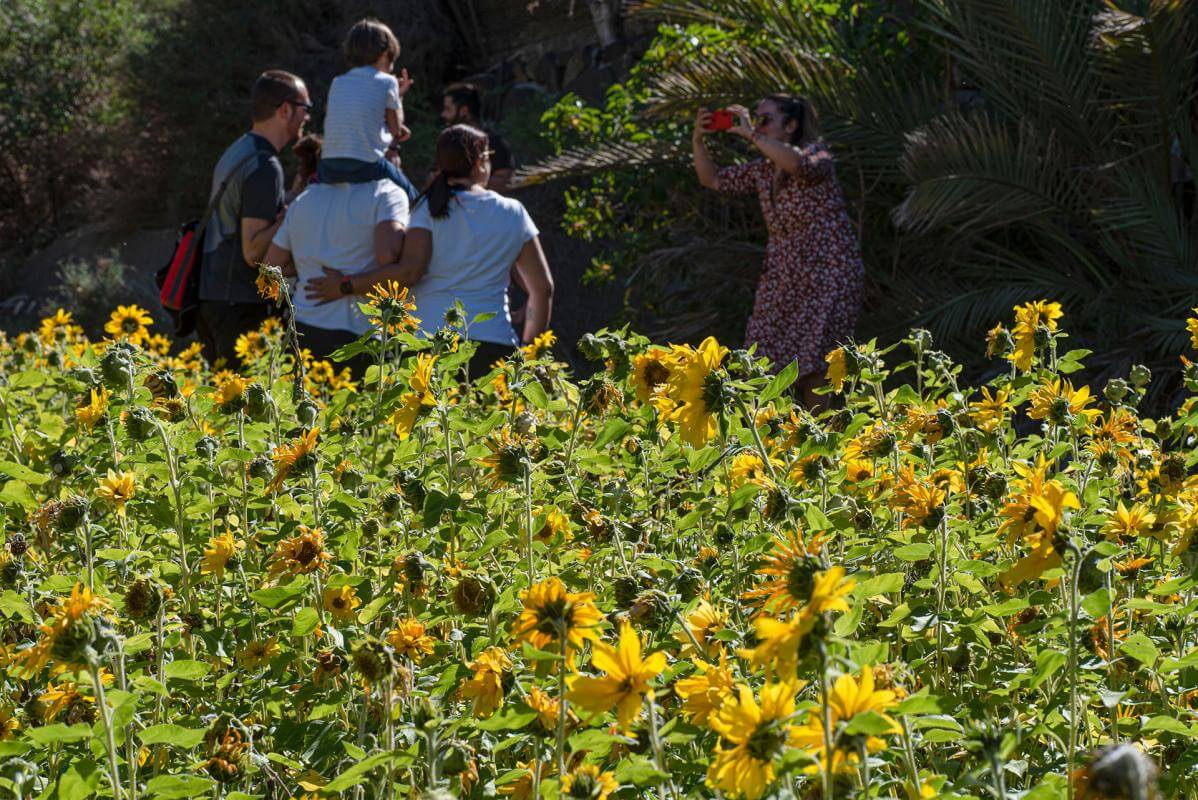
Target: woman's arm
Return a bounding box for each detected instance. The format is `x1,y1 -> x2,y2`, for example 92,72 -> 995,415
727,104 -> 832,183
303,225 -> 428,304
692,108 -> 721,190
513,236 -> 553,344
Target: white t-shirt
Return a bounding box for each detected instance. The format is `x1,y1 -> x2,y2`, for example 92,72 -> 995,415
323,66 -> 401,162
409,189 -> 539,346
274,180 -> 409,334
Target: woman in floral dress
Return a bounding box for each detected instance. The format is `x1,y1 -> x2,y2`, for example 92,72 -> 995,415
692,95 -> 864,407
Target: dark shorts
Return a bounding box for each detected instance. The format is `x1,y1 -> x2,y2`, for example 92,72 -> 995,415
294,321 -> 376,378
196,301 -> 276,369
468,341 -> 515,382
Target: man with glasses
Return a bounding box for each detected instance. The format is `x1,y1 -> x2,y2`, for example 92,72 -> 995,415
196,69 -> 311,367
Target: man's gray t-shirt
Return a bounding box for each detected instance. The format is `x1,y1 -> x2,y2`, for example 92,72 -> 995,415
199,132 -> 285,303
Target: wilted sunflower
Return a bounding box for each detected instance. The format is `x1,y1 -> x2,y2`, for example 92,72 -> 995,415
201,530 -> 244,579
11,584 -> 112,677
511,577 -> 602,667
458,647 -> 512,718
104,304 -> 153,345
386,618 -> 436,662
365,280 -> 419,334
743,530 -> 826,613
824,346 -> 849,392
267,427 -> 319,493
255,265 -> 285,302
479,428 -> 531,486
265,527 -> 330,579
389,354 -> 437,439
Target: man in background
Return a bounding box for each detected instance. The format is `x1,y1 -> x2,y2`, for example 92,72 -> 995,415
440,83 -> 515,191
196,70 -> 311,366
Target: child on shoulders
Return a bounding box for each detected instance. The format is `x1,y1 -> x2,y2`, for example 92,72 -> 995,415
318,18 -> 417,199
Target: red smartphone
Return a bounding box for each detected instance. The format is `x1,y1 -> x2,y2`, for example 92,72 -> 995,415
707,109 -> 735,131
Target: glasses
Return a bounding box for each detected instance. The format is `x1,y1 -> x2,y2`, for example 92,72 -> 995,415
285,99 -> 314,113
755,113 -> 774,127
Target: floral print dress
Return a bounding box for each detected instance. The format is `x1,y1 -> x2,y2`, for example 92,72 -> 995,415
717,141 -> 865,377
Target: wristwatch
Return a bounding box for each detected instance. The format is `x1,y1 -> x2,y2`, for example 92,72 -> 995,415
338,275 -> 354,296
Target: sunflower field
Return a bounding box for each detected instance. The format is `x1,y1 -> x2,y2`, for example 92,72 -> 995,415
1,285 -> 1196,800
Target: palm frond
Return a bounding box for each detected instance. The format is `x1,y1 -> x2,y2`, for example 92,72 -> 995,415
514,139 -> 683,186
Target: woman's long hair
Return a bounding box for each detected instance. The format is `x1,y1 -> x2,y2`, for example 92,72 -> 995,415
764,94 -> 819,146
419,124 -> 490,219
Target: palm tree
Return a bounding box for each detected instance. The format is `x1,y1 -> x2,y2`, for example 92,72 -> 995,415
521,0 -> 1197,390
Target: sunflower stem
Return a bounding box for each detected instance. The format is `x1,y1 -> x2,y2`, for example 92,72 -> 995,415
554,626 -> 570,779
154,420 -> 192,612
817,640 -> 835,800
91,661 -> 124,800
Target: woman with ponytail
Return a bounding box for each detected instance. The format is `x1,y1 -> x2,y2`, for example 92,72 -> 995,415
693,95 -> 864,408
305,124 -> 553,378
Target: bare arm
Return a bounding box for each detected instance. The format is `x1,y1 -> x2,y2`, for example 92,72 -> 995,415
242,215 -> 283,266
263,242 -> 295,278
513,236 -> 553,344
692,108 -> 721,190
727,104 -> 832,183
385,108 -> 410,143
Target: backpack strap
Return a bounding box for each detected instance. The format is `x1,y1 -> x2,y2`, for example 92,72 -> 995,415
185,148 -> 270,273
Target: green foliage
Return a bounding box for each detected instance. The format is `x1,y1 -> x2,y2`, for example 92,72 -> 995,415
0,0 -> 150,242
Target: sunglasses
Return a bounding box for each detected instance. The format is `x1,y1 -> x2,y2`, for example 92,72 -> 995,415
285,99 -> 314,112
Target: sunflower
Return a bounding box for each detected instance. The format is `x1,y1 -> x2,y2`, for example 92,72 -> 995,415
739,613 -> 812,679
498,761 -> 546,800
322,585 -> 361,623
479,428 -> 530,487
389,354 -> 437,439
1027,378 -> 1101,427
75,387 -> 111,430
729,451 -> 775,489
706,681 -> 803,800
534,506 -> 571,543
804,567 -> 856,618
675,652 -> 735,725
511,577 -> 602,667
365,280 -> 419,334
0,706 -> 19,741
215,373 -> 252,412
255,265 -> 285,302
38,309 -> 75,345
458,647 -> 512,718
1188,308 -> 1198,349
824,346 -> 848,392
386,618 -> 436,661
234,331 -> 268,366
95,469 -> 137,515
631,347 -> 673,404
676,598 -> 729,659
1008,300 -> 1063,372
525,685 -> 571,732
653,336 -> 728,447
560,764 -> 618,800
568,621 -> 665,732
265,526 -> 330,579
792,665 -> 900,776
237,636 -> 281,669
742,530 -> 826,613
1000,479 -> 1078,586
970,386 -> 1013,433
891,465 -> 946,529
201,530 -> 244,579
11,584 -> 112,677
267,427 -> 319,493
1103,502 -> 1155,541
104,304 -> 153,344
522,330 -> 556,360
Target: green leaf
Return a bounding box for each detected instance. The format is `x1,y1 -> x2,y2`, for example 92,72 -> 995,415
56,759 -> 101,800
358,594 -> 391,625
475,707 -> 538,731
843,710 -> 901,736
760,361 -> 798,403
1029,649 -> 1067,690
521,381 -> 550,409
1141,715 -> 1194,736
1119,633 -> 1159,666
0,460 -> 50,485
250,578 -> 308,609
291,607 -> 319,638
24,723 -> 93,744
0,589 -> 35,623
895,689 -> 955,715
321,753 -> 403,793
144,774 -> 216,798
981,597 -> 1029,617
163,660 -> 210,682
1082,589 -> 1113,619
138,724 -> 206,749
893,543 -> 934,561
854,573 -> 905,597
0,480 -> 35,511
613,755 -> 669,786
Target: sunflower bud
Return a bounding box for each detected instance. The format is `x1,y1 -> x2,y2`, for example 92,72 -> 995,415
124,577 -> 164,622
440,740 -> 473,776
1104,379 -> 1130,404
613,576 -> 640,609
247,455 -> 274,482
413,697 -> 443,731
379,491 -> 404,517
451,574 -> 495,617
244,383 -> 272,421
57,495 -> 89,532
196,436 -> 218,460
49,449 -> 78,478
513,411 -> 537,435
629,589 -> 672,631
123,406 -> 157,442
296,398 -> 320,427
338,466 -> 364,491
1079,744 -> 1159,800
1129,365 -> 1151,389
352,638 -> 398,686
99,344 -> 136,389
674,567 -> 703,602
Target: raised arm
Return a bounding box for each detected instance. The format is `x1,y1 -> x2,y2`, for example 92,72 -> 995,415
727,104 -> 833,184
692,108 -> 722,190
513,236 -> 553,345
